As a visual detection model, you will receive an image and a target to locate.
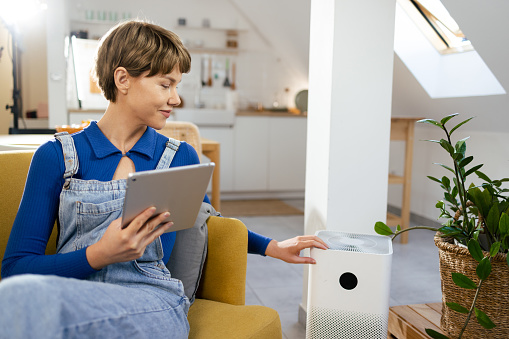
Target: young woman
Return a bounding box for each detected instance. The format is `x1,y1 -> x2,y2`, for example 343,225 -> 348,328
0,20 -> 327,338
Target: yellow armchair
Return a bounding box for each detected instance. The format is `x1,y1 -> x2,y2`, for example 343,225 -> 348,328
0,150 -> 282,338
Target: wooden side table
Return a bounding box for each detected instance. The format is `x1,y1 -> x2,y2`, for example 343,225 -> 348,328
387,117 -> 421,244
388,303 -> 445,339
201,138 -> 221,211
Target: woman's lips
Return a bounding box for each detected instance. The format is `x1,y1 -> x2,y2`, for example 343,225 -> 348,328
160,110 -> 172,118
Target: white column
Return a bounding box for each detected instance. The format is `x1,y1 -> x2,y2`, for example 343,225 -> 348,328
300,0 -> 396,322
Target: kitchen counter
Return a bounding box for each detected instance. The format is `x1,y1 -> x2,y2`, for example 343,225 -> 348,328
236,110 -> 307,117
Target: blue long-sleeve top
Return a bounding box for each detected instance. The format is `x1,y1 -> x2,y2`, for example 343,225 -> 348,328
2,121 -> 272,279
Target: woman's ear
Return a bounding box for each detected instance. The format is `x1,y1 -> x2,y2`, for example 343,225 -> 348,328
114,67 -> 130,96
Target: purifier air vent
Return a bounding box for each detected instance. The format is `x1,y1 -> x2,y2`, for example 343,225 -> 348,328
317,231 -> 392,255
307,306 -> 388,339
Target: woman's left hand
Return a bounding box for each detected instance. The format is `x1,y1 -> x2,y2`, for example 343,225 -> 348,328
265,235 -> 329,264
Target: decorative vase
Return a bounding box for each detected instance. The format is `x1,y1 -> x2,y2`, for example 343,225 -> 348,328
434,233 -> 509,338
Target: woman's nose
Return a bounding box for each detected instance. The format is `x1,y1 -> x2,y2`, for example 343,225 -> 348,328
169,90 -> 181,106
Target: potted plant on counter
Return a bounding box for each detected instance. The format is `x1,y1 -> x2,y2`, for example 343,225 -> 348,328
374,114 -> 509,339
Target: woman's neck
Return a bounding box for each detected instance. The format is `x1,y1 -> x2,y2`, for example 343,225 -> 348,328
97,105 -> 147,155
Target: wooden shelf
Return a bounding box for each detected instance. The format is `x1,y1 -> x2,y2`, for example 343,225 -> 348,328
187,47 -> 241,55
174,26 -> 247,33
389,174 -> 405,185
386,212 -> 402,226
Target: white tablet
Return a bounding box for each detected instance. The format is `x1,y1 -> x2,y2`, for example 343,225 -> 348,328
121,163 -> 215,232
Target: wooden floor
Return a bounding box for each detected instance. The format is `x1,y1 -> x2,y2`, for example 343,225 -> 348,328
388,303 -> 445,339
220,199 -> 304,217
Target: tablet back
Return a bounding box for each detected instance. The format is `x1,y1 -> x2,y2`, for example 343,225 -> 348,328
121,163 -> 214,232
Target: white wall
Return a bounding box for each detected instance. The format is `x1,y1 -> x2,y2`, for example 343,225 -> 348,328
389,0 -> 509,221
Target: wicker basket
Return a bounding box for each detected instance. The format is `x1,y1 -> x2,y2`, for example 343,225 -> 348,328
434,233 -> 509,338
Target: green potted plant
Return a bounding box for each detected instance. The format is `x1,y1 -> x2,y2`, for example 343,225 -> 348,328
375,114 -> 509,339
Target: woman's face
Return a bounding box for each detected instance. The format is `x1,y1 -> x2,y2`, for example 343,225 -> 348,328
125,67 -> 182,130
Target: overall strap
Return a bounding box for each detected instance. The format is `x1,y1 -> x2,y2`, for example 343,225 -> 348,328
156,138 -> 181,170
54,132 -> 79,187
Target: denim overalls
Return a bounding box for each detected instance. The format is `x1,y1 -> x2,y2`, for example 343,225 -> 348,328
0,133 -> 190,339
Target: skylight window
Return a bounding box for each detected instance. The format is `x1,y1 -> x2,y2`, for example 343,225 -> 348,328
394,0 -> 506,98
398,0 -> 473,54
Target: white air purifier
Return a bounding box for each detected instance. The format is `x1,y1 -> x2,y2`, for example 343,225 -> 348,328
306,230 -> 393,339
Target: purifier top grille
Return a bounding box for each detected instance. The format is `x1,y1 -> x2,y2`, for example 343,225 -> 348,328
316,230 -> 392,255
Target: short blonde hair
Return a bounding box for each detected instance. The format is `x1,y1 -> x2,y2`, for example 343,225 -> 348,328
94,20 -> 191,102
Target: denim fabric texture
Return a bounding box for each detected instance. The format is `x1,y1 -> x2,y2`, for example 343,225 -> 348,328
0,133 -> 190,338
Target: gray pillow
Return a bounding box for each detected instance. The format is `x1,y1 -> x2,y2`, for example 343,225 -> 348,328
166,202 -> 220,304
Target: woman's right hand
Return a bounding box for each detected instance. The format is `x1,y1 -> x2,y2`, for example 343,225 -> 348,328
85,207 -> 173,270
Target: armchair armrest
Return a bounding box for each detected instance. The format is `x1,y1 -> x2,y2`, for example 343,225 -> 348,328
196,216 -> 247,305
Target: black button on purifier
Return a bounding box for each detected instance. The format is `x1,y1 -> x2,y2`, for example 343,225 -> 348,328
339,272 -> 358,290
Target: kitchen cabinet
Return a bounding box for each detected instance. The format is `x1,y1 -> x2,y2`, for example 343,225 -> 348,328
233,117 -> 270,191
233,115 -> 307,193
268,117 -> 307,191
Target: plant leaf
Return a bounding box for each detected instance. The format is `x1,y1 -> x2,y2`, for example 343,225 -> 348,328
468,239 -> 484,262
374,222 -> 393,236
476,257 -> 492,280
446,302 -> 469,314
464,164 -> 484,177
458,156 -> 474,169
444,192 -> 457,205
434,163 -> 455,174
451,186 -> 458,199
422,139 -> 442,144
441,176 -> 451,190
486,204 -> 500,234
455,138 -> 468,157
475,308 -> 496,329
438,226 -> 462,237
490,242 -> 501,257
440,113 -> 458,125
440,139 -> 455,156
499,213 -> 509,236
417,119 -> 444,129
425,328 -> 451,339
468,187 -> 489,218
427,176 -> 442,185
450,117 -> 474,135
451,272 -> 477,289
476,170 -> 492,183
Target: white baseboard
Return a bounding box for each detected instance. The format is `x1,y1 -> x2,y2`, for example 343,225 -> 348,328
298,303 -> 307,327
219,191 -> 305,201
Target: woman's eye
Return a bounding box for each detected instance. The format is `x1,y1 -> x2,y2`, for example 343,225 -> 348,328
162,84 -> 170,89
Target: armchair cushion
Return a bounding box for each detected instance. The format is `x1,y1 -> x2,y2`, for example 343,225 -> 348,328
188,299 -> 282,339
166,202 -> 220,303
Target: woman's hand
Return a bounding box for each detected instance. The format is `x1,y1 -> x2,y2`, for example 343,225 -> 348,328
264,235 -> 329,264
86,207 -> 173,270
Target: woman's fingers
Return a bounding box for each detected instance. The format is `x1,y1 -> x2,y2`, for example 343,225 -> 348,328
141,211 -> 170,233
125,206 -> 157,234
141,221 -> 173,247
307,236 -> 328,250
295,239 -> 328,251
